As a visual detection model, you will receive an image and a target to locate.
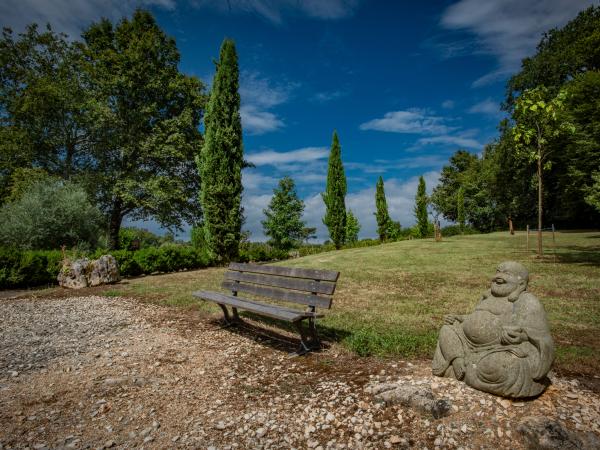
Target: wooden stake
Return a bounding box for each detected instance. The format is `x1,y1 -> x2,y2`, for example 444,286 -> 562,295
526,225 -> 530,253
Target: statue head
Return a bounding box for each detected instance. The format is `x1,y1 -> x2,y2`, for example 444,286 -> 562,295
490,261 -> 528,301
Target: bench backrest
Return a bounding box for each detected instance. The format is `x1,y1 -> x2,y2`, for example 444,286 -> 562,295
222,262 -> 340,310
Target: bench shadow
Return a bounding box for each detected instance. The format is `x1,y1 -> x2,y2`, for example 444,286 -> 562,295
209,311 -> 351,355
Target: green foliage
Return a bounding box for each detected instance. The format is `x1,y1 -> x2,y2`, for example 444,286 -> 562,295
374,176 -> 391,241
322,131 -> 347,249
585,172 -> 600,212
506,6 -> 600,107
344,327 -> 437,358
345,209 -> 361,244
0,248 -> 62,288
414,176 -> 429,238
262,177 -> 306,250
199,38 -> 243,262
457,186 -> 465,232
96,245 -> 211,277
386,220 -> 403,240
238,242 -> 289,263
118,227 -> 162,250
82,10 -> 204,249
0,179 -> 102,250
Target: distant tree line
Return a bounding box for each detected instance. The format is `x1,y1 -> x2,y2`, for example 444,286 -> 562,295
431,6 -> 600,234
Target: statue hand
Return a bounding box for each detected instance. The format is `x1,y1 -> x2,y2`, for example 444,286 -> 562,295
501,326 -> 527,345
444,314 -> 463,325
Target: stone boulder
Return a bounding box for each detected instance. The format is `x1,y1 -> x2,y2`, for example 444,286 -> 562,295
518,416 -> 600,450
366,382 -> 452,419
58,255 -> 120,289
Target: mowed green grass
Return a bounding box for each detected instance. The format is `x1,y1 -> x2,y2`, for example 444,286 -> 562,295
99,231 -> 600,376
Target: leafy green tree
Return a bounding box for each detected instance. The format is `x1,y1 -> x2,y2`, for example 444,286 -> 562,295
414,176 -> 429,238
262,177 -> 306,251
198,38 -> 243,261
0,179 -> 102,250
82,10 -> 205,250
386,220 -> 402,241
345,209 -> 361,244
0,25 -> 91,199
513,86 -> 574,255
505,6 -> 600,108
322,131 -> 347,249
457,186 -> 465,232
430,150 -> 478,222
374,176 -> 391,241
585,172 -> 600,212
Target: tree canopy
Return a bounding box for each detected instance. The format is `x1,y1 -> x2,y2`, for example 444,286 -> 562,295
262,177 -> 306,251
322,131 -> 347,249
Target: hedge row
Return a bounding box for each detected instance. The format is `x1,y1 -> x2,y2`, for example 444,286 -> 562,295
0,248 -> 63,288
0,245 -> 213,289
98,245 -> 212,278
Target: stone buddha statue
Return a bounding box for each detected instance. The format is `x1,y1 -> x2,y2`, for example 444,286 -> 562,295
432,261 -> 554,398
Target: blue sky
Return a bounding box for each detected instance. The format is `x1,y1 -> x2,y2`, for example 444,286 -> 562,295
2,0 -> 596,241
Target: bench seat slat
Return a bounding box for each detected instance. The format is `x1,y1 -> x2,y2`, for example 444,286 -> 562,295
193,291 -> 318,322
228,262 -> 339,282
222,281 -> 332,309
224,271 -> 336,295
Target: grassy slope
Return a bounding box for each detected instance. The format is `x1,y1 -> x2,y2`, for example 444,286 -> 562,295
101,231 -> 600,375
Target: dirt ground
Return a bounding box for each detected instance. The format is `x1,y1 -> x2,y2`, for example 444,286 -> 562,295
1,295 -> 599,450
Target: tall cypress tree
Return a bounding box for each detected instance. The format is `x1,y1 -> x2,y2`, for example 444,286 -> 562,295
374,176 -> 391,241
414,175 -> 429,238
262,176 -> 306,251
322,131 -> 347,249
199,39 -> 243,261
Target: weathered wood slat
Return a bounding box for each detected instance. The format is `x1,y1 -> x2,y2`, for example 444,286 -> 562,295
222,281 -> 332,309
228,262 -> 339,282
192,290 -> 313,322
224,271 -> 336,295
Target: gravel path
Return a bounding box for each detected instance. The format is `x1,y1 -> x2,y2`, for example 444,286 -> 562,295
0,295 -> 599,449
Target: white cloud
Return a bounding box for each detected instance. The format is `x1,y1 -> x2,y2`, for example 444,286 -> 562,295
0,0 -> 174,37
359,109 -> 456,135
442,100 -> 455,109
246,147 -> 328,166
468,98 -> 501,116
313,90 -> 346,103
415,135 -> 481,150
440,0 -> 596,87
194,0 -> 360,24
239,71 -> 298,135
240,106 -> 284,135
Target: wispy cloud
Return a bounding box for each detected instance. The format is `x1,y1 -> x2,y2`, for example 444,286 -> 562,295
359,109 -> 456,135
440,0 -> 596,87
195,0 -> 360,24
467,98 -> 501,116
239,71 -> 298,135
441,100 -> 455,109
415,134 -> 481,150
0,0 -> 175,37
313,90 -> 347,103
246,147 -> 328,166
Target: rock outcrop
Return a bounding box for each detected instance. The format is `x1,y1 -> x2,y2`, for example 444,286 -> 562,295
58,255 -> 120,289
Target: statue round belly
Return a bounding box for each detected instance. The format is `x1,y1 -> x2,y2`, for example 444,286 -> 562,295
461,310 -> 502,345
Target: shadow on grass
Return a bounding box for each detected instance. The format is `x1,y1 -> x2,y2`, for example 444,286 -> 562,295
556,245 -> 600,266
210,310 -> 437,358
210,311 -> 352,354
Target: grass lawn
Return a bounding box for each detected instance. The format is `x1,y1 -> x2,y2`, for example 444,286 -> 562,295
98,231 -> 600,376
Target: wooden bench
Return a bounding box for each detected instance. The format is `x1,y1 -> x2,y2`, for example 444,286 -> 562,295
193,262 -> 340,354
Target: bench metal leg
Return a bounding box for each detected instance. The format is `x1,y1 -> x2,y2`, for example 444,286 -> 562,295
232,307 -> 240,322
291,318 -> 320,356
217,303 -> 233,326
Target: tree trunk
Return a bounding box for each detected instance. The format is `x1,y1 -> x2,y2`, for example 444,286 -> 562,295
537,156 -> 543,256
108,199 -> 123,250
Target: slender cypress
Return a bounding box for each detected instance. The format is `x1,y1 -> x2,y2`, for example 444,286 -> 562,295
322,131 -> 347,249
374,176 -> 392,241
414,175 -> 429,238
199,38 -> 243,261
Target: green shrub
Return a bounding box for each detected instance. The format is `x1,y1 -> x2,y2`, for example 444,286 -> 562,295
440,224 -> 479,237
238,242 -> 288,262
0,248 -> 63,288
118,227 -> 161,250
0,179 -> 103,250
